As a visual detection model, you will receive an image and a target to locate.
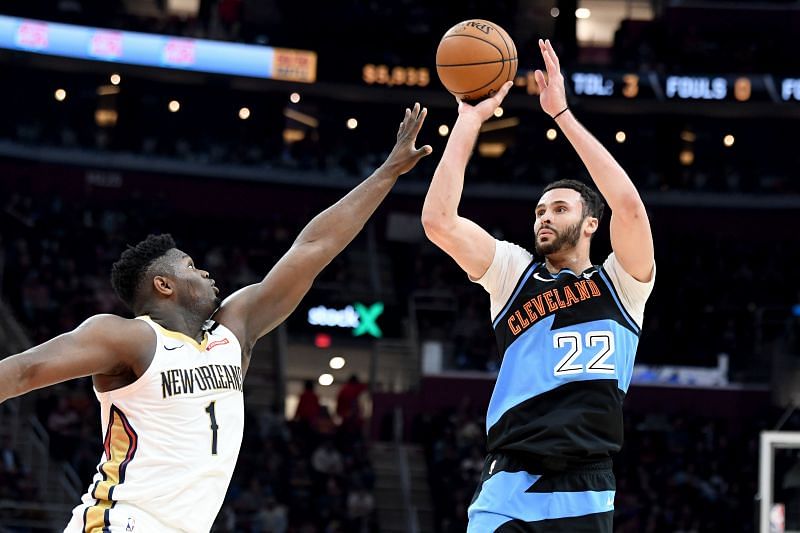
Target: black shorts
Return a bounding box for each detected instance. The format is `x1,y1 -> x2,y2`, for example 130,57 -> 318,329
467,453 -> 615,533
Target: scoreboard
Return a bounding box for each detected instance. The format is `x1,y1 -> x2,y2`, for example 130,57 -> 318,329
2,12 -> 798,106
516,70 -> 800,103
359,62 -> 800,105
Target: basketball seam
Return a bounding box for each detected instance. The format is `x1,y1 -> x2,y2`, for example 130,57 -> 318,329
440,34 -> 504,62
436,58 -> 517,68
493,24 -> 513,83
446,62 -> 508,94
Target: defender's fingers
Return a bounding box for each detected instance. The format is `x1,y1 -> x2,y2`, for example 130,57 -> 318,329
410,107 -> 428,137
416,145 -> 433,157
534,69 -> 547,90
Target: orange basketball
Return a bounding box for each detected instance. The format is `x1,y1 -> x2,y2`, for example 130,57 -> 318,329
436,19 -> 518,102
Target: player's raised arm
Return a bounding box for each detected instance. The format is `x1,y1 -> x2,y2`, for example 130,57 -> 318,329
215,103 -> 432,349
0,315 -> 153,404
535,39 -> 654,282
421,81 -> 513,280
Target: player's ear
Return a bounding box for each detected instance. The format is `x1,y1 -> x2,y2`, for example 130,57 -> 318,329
584,216 -> 599,236
153,275 -> 174,297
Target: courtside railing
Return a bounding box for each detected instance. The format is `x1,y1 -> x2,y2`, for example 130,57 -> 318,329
394,407 -> 420,533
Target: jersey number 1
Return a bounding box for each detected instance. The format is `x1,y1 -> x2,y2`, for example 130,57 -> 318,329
205,401 -> 219,455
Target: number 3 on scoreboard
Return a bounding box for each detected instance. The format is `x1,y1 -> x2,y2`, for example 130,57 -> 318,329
553,331 -> 616,377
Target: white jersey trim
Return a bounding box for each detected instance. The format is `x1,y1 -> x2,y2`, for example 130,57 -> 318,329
473,240 -> 533,322
93,317 -> 159,400
601,253 -> 655,329
472,240 -> 655,326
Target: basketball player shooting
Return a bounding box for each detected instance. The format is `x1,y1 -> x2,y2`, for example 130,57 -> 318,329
0,104 -> 432,532
421,39 -> 655,532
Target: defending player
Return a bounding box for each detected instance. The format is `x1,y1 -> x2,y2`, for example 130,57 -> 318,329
0,103 -> 432,532
421,40 -> 655,532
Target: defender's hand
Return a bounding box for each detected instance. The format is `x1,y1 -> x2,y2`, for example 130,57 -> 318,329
383,102 -> 433,176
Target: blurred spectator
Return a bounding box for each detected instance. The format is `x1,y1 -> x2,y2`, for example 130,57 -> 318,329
311,439 -> 344,477
346,480 -> 375,533
0,436 -> 21,476
0,436 -> 37,502
336,374 -> 368,432
253,497 -> 288,533
46,396 -> 81,462
294,379 -> 321,426
314,405 -> 338,438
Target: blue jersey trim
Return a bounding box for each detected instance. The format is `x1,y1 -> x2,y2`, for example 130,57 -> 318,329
467,471 -> 615,528
597,269 -> 640,334
492,261 -> 540,329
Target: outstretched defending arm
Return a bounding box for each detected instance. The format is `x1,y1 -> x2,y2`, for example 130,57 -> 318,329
534,39 -> 654,281
421,82 -> 513,280
0,315 -> 153,404
216,103 -> 432,350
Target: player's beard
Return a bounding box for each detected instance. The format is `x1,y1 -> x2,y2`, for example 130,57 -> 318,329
535,220 -> 582,256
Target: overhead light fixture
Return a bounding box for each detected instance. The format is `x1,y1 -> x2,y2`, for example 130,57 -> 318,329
480,117 -> 520,133
283,108 -> 319,128
477,142 -> 507,158
96,85 -> 120,96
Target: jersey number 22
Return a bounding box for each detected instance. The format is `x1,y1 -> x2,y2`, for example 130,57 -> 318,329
553,331 -> 615,377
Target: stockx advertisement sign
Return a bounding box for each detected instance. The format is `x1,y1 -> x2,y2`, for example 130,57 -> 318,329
307,302 -> 385,338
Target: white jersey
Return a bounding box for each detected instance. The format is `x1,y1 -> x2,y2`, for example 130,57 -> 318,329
65,316 -> 245,533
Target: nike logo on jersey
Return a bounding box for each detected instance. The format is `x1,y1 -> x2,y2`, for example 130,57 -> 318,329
606,495 -> 614,506
164,344 -> 184,351
533,273 -> 556,283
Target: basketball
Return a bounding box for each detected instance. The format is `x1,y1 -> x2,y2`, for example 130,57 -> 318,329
436,19 -> 518,102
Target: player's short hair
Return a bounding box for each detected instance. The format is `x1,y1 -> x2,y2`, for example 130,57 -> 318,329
543,179 -> 605,222
111,234 -> 176,311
